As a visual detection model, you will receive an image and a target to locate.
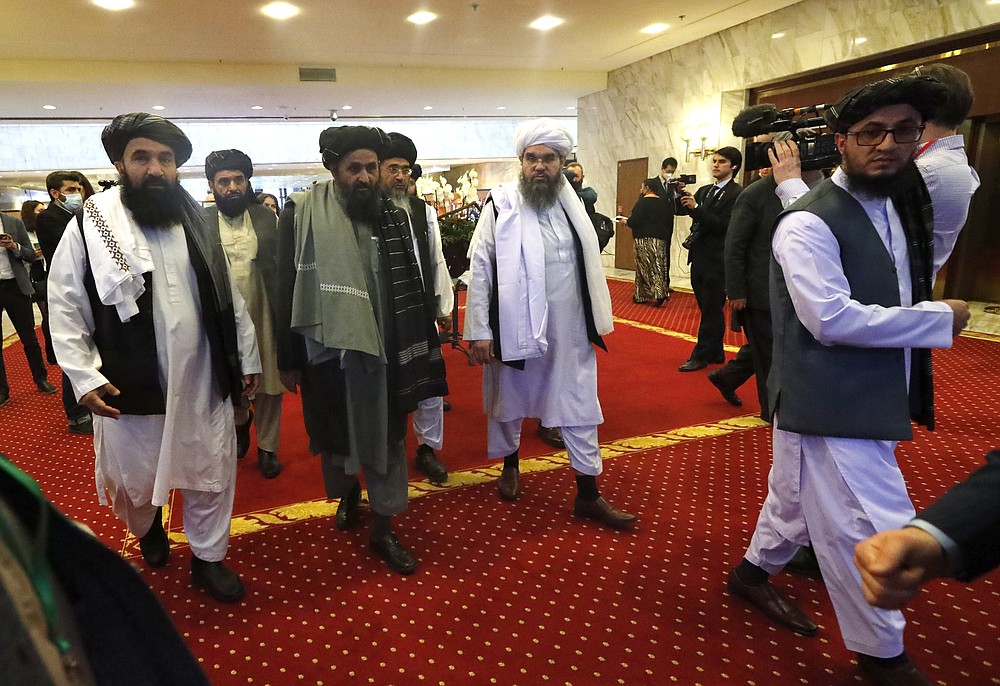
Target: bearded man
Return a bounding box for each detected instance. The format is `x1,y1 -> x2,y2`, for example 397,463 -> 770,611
379,132 -> 453,484
48,113 -> 261,603
464,118 -> 636,530
273,126 -> 447,575
204,149 -> 283,479
725,78 -> 974,686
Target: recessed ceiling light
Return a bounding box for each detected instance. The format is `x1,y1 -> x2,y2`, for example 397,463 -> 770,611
771,32 -> 786,39
341,105 -> 353,110
251,105 -> 264,110
407,11 -> 437,24
854,36 -> 868,45
423,105 -> 434,111
261,2 -> 300,20
152,105 -> 165,110
42,105 -> 57,110
530,15 -> 564,31
92,0 -> 135,9
640,23 -> 669,35
496,106 -> 507,110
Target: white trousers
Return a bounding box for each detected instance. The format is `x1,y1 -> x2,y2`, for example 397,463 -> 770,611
413,396 -> 444,450
746,423 -> 913,657
487,418 -> 603,476
234,392 -> 283,453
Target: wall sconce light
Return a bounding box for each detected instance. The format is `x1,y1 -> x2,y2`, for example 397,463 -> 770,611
681,134 -> 716,162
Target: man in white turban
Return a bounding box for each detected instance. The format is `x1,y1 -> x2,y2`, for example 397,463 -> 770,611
464,118 -> 637,529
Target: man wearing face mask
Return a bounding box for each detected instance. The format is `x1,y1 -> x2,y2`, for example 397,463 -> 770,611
35,171 -> 93,433
203,149 -> 283,479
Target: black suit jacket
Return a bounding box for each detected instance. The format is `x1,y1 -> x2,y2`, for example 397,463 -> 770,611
35,202 -> 75,269
650,176 -> 676,222
918,449 -> 1000,582
0,214 -> 38,297
676,180 -> 742,266
724,175 -> 782,309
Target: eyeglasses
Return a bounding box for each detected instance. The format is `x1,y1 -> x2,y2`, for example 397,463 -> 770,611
385,165 -> 412,177
522,152 -> 560,167
845,125 -> 925,146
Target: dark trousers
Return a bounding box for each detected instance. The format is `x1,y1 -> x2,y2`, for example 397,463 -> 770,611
0,279 -> 48,393
714,306 -> 773,419
688,258 -> 726,363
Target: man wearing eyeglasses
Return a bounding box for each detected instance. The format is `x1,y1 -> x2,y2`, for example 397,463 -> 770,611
726,77 -> 975,686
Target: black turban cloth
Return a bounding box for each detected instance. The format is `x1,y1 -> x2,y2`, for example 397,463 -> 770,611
318,125 -> 389,161
205,149 -> 254,181
101,112 -> 193,166
384,132 -> 418,165
824,75 -> 947,133
410,163 -> 423,181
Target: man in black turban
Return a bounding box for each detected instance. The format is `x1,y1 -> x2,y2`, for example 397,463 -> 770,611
101,112 -> 194,166
727,75 -> 974,686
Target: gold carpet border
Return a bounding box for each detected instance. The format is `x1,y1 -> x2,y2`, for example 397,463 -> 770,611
120,414 -> 768,556
612,315 -> 743,353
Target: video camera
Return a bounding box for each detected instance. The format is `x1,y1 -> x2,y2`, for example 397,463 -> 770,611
732,103 -> 840,173
667,174 -> 697,187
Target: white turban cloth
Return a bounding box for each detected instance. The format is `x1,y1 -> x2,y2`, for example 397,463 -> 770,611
514,118 -> 574,157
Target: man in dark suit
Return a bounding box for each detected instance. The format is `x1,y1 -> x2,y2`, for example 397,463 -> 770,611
676,147 -> 743,371
650,157 -> 679,294
855,449 -> 1000,609
0,213 -> 55,408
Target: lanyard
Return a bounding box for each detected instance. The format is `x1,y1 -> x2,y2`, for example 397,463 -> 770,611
914,140 -> 936,159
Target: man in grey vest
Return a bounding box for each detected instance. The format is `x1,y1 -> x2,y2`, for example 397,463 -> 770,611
726,77 -> 974,686
204,149 -> 283,479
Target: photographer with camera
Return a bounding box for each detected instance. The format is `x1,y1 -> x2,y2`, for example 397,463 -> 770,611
649,157 -> 691,295
675,147 -> 743,372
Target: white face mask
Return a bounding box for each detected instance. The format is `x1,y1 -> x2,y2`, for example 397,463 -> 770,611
60,192 -> 83,212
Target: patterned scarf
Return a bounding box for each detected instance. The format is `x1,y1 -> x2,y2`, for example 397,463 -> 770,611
890,162 -> 935,430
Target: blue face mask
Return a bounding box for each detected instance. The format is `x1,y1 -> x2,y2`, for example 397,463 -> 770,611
60,193 -> 83,212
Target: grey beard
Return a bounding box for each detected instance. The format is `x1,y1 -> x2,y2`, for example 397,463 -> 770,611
389,195 -> 411,215
519,173 -> 563,211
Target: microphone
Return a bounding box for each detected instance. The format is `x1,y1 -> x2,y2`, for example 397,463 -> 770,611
731,104 -> 779,138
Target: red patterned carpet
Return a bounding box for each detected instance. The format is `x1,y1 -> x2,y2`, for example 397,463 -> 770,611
2,282 -> 998,686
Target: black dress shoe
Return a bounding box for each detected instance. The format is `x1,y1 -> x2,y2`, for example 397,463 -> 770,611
68,416 -> 94,435
235,410 -> 253,459
573,496 -> 637,530
784,545 -> 823,579
139,507 -> 169,568
498,466 -> 521,501
369,531 -> 417,575
257,449 -> 281,479
191,556 -> 245,603
857,654 -> 932,686
677,359 -> 708,372
707,369 -> 742,406
726,568 -> 817,636
0,392 -> 9,409
36,380 -> 57,394
335,481 -> 362,530
442,399 -> 452,412
415,445 -> 448,484
537,425 -> 565,449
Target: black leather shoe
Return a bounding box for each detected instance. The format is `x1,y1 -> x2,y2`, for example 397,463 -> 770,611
707,369 -> 742,406
37,380 -> 57,394
442,399 -> 452,412
235,410 -> 253,459
191,556 -> 245,603
335,481 -> 362,531
573,496 -> 637,530
537,425 -> 565,449
857,654 -> 932,686
139,507 -> 169,568
257,449 -> 281,479
68,416 -> 94,435
0,392 -> 9,409
785,545 -> 823,579
415,445 -> 448,484
369,531 -> 417,575
678,359 -> 708,372
726,568 -> 817,636
498,466 -> 521,501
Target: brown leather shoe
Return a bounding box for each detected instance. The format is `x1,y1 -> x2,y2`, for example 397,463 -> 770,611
726,568 -> 817,636
498,466 -> 521,500
573,496 -> 637,530
537,425 -> 565,449
858,655 -> 932,686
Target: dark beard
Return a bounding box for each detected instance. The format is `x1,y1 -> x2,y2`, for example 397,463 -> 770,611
337,183 -> 380,223
119,173 -> 186,229
214,190 -> 251,218
519,172 -> 563,211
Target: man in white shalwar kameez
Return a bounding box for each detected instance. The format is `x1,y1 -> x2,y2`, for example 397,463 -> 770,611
725,78 -> 974,686
48,113 -> 261,604
465,119 -> 636,530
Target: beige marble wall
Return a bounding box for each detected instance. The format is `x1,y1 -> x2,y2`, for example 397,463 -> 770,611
579,0 -> 1000,284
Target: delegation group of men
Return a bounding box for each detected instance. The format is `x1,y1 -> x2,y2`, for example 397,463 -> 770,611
27,61 -> 996,686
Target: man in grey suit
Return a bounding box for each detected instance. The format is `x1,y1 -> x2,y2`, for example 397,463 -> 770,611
0,213 -> 56,408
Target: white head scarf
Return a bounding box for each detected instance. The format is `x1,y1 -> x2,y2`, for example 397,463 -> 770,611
513,118 -> 574,157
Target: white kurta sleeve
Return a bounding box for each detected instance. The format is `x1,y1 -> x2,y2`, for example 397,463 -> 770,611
426,204 -> 454,318
47,221 -> 110,400
229,266 -> 262,375
772,212 -> 954,350
463,203 -> 497,342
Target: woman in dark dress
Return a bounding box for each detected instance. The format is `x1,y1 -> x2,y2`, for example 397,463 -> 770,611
625,178 -> 672,306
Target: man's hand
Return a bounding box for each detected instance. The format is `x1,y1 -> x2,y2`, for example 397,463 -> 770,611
679,194 -> 697,210
0,234 -> 18,251
854,527 -> 948,610
730,298 -> 747,311
80,383 -> 122,419
469,340 -> 493,366
941,299 -> 970,336
768,140 -> 802,186
437,314 -> 453,332
279,370 -> 302,394
242,373 -> 261,400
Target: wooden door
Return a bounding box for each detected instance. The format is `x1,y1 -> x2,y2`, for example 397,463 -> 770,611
614,157 -> 648,270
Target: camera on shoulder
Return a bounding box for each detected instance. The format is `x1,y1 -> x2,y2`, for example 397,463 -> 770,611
732,103 -> 840,173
